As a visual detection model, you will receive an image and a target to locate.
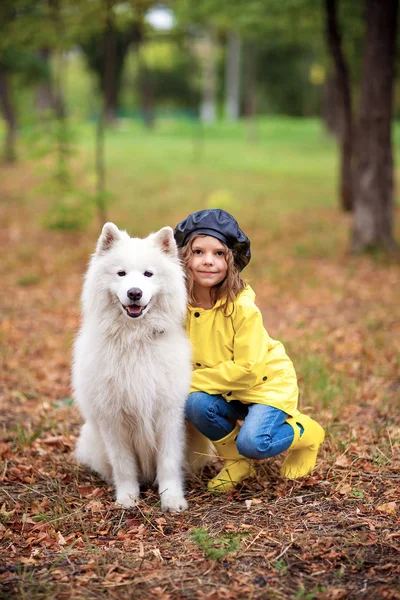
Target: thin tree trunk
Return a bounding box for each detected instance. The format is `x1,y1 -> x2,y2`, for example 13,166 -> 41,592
95,111 -> 107,225
140,72 -> 155,129
35,48 -> 56,116
103,0 -> 117,125
325,0 -> 353,212
48,0 -> 66,120
322,75 -> 343,140
200,31 -> 217,124
50,0 -> 69,186
0,70 -> 17,162
224,31 -> 241,121
243,43 -> 258,143
351,0 -> 399,252
136,51 -> 155,129
130,18 -> 154,129
93,0 -> 115,225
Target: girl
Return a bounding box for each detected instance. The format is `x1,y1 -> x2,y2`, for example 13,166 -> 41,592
174,208 -> 325,492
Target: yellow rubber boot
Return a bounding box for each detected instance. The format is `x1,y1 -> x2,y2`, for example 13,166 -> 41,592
280,414 -> 325,479
208,424 -> 256,492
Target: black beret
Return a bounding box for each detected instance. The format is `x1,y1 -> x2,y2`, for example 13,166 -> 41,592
174,209 -> 251,271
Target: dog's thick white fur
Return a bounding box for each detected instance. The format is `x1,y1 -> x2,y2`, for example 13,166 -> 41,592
73,222 -> 207,512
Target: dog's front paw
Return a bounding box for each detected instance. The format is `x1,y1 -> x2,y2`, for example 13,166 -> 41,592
161,494 -> 188,513
115,488 -> 140,509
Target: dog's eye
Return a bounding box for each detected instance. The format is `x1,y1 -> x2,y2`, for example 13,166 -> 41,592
117,271 -> 126,277
144,271 -> 153,278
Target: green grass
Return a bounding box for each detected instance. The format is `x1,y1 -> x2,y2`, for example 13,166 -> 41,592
10,424 -> 42,450
76,117 -> 339,229
191,527 -> 243,560
14,115 -> 400,246
17,274 -> 41,286
16,116 -> 340,235
295,354 -> 345,410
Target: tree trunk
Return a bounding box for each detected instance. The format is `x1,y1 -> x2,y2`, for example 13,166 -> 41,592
139,69 -> 155,129
35,47 -> 65,120
95,111 -> 107,225
135,46 -> 155,129
243,43 -> 258,143
224,31 -> 241,121
351,0 -> 399,252
48,0 -> 66,120
80,8 -> 135,126
325,0 -> 353,212
35,47 -> 56,116
103,1 -> 117,125
322,75 -> 343,140
0,70 -> 17,162
199,31 -> 217,124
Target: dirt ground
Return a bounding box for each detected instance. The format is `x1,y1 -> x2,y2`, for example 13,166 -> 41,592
0,165 -> 399,600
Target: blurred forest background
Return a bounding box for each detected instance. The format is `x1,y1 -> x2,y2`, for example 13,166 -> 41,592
1,2 -> 400,599
1,0 -> 399,251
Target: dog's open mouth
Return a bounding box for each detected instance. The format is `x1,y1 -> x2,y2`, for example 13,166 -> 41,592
124,303 -> 147,318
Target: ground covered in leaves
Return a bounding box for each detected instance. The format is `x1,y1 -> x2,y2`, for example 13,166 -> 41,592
1,163 -> 399,600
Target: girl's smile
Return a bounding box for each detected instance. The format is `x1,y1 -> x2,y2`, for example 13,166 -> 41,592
175,209 -> 325,490
188,236 -> 228,293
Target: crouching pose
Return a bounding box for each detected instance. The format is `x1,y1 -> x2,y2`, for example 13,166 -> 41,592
174,209 -> 325,492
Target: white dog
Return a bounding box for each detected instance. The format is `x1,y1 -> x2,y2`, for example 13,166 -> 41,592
73,222 -> 205,512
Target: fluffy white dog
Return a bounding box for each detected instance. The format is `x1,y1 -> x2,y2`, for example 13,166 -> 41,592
73,222 -> 205,512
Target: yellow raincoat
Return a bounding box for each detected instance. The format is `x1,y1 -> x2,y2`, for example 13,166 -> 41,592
186,286 -> 300,417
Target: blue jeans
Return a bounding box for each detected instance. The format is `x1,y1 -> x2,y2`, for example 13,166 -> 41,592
185,392 -> 295,460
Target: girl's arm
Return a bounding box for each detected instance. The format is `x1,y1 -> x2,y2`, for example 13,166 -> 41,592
191,301 -> 283,394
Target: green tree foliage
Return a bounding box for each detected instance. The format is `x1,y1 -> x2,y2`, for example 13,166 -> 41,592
78,1 -> 140,123
0,47 -> 48,84
0,0 -> 52,160
128,40 -> 201,111
254,42 -> 321,116
137,55 -> 200,110
175,0 -> 326,117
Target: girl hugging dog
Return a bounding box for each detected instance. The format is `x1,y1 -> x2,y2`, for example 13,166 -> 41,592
174,209 -> 325,492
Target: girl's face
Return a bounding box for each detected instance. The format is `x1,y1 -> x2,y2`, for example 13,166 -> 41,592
188,235 -> 228,290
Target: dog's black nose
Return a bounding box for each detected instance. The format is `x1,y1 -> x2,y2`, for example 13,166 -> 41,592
127,288 -> 143,302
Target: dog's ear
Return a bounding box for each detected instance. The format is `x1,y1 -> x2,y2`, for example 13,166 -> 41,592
96,222 -> 122,254
150,227 -> 177,257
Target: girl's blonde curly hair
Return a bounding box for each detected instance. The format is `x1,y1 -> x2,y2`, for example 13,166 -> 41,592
179,235 -> 246,316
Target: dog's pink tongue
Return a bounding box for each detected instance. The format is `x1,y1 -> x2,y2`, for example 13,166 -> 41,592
127,304 -> 143,316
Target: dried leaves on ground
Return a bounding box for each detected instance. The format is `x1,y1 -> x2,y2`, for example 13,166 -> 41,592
0,167 -> 399,600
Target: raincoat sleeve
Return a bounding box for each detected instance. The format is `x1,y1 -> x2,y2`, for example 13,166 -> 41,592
190,300 -> 266,394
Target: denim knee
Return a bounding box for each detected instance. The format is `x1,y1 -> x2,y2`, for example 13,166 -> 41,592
185,392 -> 219,428
236,430 -> 275,460
185,392 -> 205,423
